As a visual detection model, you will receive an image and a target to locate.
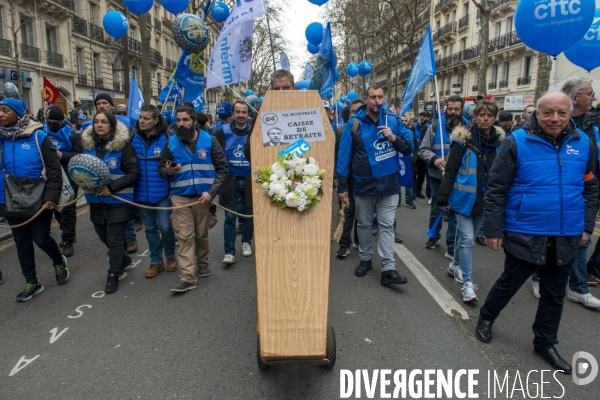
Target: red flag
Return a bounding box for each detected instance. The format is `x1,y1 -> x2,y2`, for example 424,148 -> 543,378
43,77 -> 59,104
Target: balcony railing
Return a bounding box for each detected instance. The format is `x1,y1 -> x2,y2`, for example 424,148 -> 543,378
0,38 -> 12,57
90,23 -> 104,42
113,81 -> 122,92
47,51 -> 63,68
517,76 -> 531,85
95,77 -> 104,87
434,0 -> 452,14
21,43 -> 40,62
129,37 -> 142,55
150,48 -> 163,65
154,18 -> 161,31
436,51 -> 464,69
162,17 -> 173,31
53,0 -> 75,9
499,80 -> 509,88
146,14 -> 152,26
412,37 -> 424,51
166,58 -> 176,70
434,21 -> 457,41
472,85 -> 478,92
488,31 -> 522,52
459,14 -> 469,30
77,74 -> 87,85
462,44 -> 481,61
488,81 -> 497,89
398,70 -> 411,81
492,0 -> 514,11
397,47 -> 410,62
416,9 -> 430,26
375,79 -> 387,87
73,15 -> 87,36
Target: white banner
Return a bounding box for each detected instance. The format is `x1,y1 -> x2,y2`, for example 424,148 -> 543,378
504,94 -> 534,111
260,108 -> 326,147
206,0 -> 266,89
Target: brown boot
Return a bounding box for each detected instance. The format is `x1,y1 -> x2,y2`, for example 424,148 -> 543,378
166,257 -> 178,272
126,239 -> 138,254
145,263 -> 164,278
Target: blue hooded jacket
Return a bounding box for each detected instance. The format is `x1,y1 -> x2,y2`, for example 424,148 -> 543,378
336,105 -> 412,197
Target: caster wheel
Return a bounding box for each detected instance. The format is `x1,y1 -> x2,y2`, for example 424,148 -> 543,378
257,333 -> 269,370
324,325 -> 336,369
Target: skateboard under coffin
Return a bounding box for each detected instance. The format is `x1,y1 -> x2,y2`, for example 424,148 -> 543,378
250,90 -> 336,366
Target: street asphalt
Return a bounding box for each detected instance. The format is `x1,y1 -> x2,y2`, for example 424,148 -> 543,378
0,195 -> 598,399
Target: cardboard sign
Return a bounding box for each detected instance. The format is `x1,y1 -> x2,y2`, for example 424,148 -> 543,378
278,138 -> 312,157
261,107 -> 325,147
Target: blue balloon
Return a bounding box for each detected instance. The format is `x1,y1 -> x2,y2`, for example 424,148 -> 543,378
347,91 -> 359,100
334,102 -> 343,111
307,43 -> 320,54
346,63 -> 359,78
340,96 -> 346,103
308,0 -> 329,5
124,0 -> 153,15
326,91 -> 333,98
211,1 -> 230,22
345,99 -> 352,106
515,0 -> 595,57
296,80 -> 310,90
160,0 -> 190,15
172,14 -> 210,53
359,61 -> 372,76
103,11 -> 129,39
259,96 -> 264,104
564,9 -> 600,72
246,89 -> 254,96
305,22 -> 324,45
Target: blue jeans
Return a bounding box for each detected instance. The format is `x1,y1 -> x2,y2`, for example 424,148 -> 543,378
124,218 -> 137,241
398,186 -> 413,204
224,179 -> 253,255
452,213 -> 484,284
138,198 -> 177,264
429,177 -> 457,252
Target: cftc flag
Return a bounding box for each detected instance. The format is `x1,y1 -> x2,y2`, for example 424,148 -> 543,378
280,52 -> 290,71
174,50 -> 206,112
127,73 -> 144,126
159,78 -> 183,103
206,0 -> 266,89
400,26 -> 436,116
305,63 -> 314,81
309,22 -> 336,96
42,77 -> 60,104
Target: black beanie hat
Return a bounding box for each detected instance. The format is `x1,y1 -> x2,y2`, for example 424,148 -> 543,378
95,93 -> 114,107
46,105 -> 64,121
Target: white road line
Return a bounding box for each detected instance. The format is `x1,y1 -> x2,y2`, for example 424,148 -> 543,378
394,243 -> 470,320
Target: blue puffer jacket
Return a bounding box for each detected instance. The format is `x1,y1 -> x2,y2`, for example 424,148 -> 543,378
336,105 -> 412,197
131,118 -> 170,204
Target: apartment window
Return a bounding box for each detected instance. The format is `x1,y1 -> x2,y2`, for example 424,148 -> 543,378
446,77 -> 451,92
76,47 -> 84,75
0,7 -> 4,40
435,20 -> 440,32
89,2 -> 99,25
443,45 -> 448,57
458,74 -> 464,85
521,56 -> 532,77
502,62 -> 510,81
506,17 -> 513,34
449,42 -> 454,54
46,25 -> 58,53
494,22 -> 502,38
93,53 -> 101,81
460,37 -> 467,51
20,17 -> 34,46
445,14 -> 450,25
130,26 -> 137,40
155,39 -> 160,52
476,31 -> 481,44
440,77 -> 445,92
491,64 -> 499,83
463,3 -> 469,17
452,10 -> 456,23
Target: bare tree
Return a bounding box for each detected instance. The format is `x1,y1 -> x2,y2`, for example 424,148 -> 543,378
139,13 -> 151,102
472,0 -> 491,98
534,54 -> 551,102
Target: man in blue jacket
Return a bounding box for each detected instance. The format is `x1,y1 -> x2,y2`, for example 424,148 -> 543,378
336,86 -> 412,285
81,93 -> 131,131
476,92 -> 598,373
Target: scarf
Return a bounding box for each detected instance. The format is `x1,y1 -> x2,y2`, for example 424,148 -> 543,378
0,115 -> 31,140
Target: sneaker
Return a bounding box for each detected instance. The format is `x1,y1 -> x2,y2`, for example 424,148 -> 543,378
62,242 -> 74,258
588,265 -> 600,284
461,282 -> 478,302
336,246 -> 350,258
405,201 -> 416,209
587,272 -> 598,286
242,242 -> 252,257
126,239 -> 138,254
428,198 -> 432,205
381,270 -> 408,285
532,280 -> 541,299
566,289 -> 600,308
415,192 -> 426,199
355,260 -> 372,276
59,238 -> 76,247
351,242 -> 359,249
475,237 -> 486,246
447,262 -> 464,284
395,233 -> 404,243
105,273 -> 119,294
444,251 -> 454,260
170,280 -> 197,293
198,265 -> 210,277
223,254 -> 236,264
425,238 -> 439,249
54,256 -> 69,285
16,282 -> 44,302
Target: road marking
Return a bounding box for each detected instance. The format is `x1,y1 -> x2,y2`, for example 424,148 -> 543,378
67,305 -> 92,319
49,327 -> 69,344
9,355 -> 40,377
138,249 -> 149,257
394,243 -> 470,320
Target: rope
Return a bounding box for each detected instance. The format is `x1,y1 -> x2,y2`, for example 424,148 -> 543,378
331,200 -> 349,242
0,194 -> 85,229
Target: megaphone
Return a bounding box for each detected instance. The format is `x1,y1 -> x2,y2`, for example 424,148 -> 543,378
426,211 -> 444,238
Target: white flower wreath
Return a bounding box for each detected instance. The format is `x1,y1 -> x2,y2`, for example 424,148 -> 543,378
253,153 -> 325,211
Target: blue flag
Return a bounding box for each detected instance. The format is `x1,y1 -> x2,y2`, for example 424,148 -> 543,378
400,26 -> 436,116
174,50 -> 206,112
159,78 -> 182,103
398,154 -> 414,188
280,52 -> 290,71
309,22 -> 336,96
127,73 -> 144,127
305,63 -> 314,81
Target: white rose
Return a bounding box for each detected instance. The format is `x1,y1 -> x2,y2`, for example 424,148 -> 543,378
269,174 -> 279,182
269,181 -> 286,196
285,192 -> 300,208
271,163 -> 286,178
303,163 -> 320,176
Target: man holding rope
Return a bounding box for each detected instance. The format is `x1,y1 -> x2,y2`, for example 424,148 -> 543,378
159,104 -> 229,293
